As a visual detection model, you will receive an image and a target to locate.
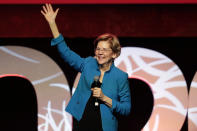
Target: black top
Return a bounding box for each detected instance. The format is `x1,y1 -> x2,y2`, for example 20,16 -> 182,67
73,94 -> 103,131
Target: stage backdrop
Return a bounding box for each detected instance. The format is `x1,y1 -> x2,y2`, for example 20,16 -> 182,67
0,46 -> 72,131
0,3 -> 197,131
1,5 -> 197,38
1,44 -> 195,131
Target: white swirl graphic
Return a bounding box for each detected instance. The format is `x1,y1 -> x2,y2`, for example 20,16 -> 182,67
0,46 -> 72,131
115,47 -> 188,131
0,47 -> 40,63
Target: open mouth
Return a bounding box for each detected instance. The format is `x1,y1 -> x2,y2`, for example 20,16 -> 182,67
98,56 -> 105,61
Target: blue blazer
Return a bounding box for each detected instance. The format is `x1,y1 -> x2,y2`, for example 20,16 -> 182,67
51,34 -> 131,131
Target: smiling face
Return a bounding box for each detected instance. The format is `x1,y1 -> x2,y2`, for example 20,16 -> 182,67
95,41 -> 116,67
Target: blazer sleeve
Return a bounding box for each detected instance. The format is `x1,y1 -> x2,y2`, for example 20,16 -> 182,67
51,34 -> 85,73
111,74 -> 131,116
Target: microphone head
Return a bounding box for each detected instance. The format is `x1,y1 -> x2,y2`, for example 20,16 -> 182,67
94,76 -> 99,82
92,76 -> 101,88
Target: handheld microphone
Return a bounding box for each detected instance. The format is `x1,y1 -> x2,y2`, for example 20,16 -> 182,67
91,76 -> 102,106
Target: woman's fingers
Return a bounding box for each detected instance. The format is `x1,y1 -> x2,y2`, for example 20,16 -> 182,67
55,8 -> 59,15
46,3 -> 51,12
49,4 -> 54,12
41,10 -> 45,16
42,5 -> 48,14
41,4 -> 53,15
92,88 -> 102,98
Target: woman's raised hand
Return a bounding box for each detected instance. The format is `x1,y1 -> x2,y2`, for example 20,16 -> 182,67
41,4 -> 59,24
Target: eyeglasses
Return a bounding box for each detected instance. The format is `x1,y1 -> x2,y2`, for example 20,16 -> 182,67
95,48 -> 112,53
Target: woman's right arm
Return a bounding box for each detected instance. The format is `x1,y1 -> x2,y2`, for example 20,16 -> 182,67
41,4 -> 86,72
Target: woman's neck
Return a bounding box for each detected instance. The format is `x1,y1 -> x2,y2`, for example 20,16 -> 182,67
99,60 -> 112,72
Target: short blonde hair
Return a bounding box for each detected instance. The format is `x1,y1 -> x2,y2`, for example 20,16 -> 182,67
94,33 -> 121,58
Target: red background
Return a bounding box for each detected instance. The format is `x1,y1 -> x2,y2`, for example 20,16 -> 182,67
0,0 -> 197,4
1,4 -> 197,38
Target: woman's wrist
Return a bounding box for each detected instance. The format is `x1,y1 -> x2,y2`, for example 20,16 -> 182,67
102,95 -> 112,108
49,21 -> 60,38
48,20 -> 56,26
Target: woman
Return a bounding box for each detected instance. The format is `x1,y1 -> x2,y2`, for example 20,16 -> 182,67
41,4 -> 131,131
